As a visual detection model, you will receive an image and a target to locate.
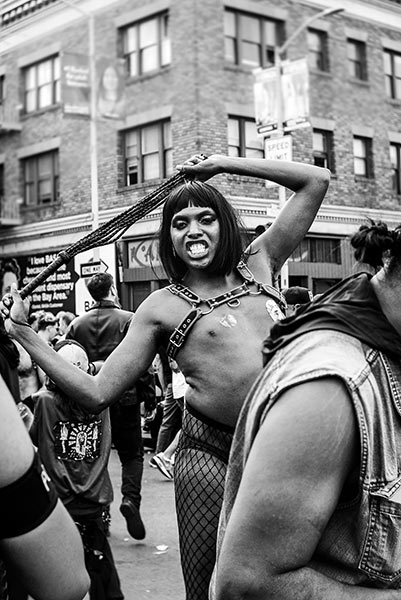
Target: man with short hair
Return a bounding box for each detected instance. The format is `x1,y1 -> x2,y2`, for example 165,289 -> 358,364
283,286 -> 313,317
67,272 -> 153,540
37,312 -> 59,346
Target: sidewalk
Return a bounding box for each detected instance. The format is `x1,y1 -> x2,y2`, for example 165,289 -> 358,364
108,447 -> 185,600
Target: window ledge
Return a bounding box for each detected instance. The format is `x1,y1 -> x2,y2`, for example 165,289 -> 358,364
386,97 -> 401,107
20,202 -> 61,211
117,178 -> 168,193
224,62 -> 264,74
309,68 -> 333,78
347,77 -> 369,87
20,104 -> 61,119
125,66 -> 171,85
354,176 -> 375,182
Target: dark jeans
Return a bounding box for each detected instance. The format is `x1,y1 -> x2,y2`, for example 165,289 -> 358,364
74,512 -> 124,600
110,402 -> 143,508
155,384 -> 183,454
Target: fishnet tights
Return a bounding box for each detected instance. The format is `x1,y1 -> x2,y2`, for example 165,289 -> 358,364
174,406 -> 233,600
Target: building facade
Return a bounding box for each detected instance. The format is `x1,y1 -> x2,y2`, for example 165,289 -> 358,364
1,0 -> 401,313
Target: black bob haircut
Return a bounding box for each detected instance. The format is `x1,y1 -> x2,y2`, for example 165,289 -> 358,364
158,181 -> 244,282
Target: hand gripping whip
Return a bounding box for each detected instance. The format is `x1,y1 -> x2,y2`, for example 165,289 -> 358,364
19,156 -> 207,300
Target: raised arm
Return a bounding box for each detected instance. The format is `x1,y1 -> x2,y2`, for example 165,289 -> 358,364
1,285 -> 162,413
0,376 -> 89,600
178,154 -> 330,279
213,378 -> 399,600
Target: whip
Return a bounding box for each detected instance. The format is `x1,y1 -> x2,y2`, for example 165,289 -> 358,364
19,170 -> 187,299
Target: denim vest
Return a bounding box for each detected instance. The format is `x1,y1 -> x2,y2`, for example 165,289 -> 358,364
215,329 -> 401,590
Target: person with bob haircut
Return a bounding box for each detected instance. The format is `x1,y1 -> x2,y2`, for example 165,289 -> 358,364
1,153 -> 330,600
210,219 -> 401,599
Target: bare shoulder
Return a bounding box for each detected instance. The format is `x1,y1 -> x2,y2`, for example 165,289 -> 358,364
128,286 -> 188,332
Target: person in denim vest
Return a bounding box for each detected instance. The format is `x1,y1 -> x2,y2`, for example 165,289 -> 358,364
211,219 -> 401,599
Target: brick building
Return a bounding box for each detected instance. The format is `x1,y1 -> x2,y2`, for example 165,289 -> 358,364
1,0 -> 401,314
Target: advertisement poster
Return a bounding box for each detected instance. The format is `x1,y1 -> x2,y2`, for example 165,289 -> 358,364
18,252 -> 79,314
62,52 -> 90,116
97,58 -> 126,119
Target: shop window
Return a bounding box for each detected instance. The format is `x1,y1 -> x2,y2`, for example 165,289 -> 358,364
290,237 -> 342,264
124,120 -> 172,185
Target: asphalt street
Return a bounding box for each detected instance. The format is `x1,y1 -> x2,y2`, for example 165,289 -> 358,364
108,446 -> 186,600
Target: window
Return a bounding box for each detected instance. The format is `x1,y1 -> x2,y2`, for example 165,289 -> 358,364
228,117 -> 263,158
307,29 -> 329,72
390,142 -> 401,195
313,129 -> 334,172
384,49 -> 401,100
23,151 -> 59,205
122,12 -> 171,77
224,9 -> 282,68
290,237 -> 342,264
124,120 -> 172,185
347,39 -> 367,80
353,136 -> 373,178
23,55 -> 60,113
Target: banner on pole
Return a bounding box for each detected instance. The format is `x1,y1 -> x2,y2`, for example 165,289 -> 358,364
254,66 -> 278,134
96,58 -> 126,119
254,58 -> 310,134
62,52 -> 90,116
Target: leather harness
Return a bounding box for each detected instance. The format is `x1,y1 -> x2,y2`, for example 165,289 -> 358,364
166,260 -> 286,359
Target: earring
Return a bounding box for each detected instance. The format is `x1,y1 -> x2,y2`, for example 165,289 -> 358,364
172,245 -> 177,257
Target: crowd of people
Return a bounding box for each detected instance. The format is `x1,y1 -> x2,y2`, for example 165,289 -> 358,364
1,153 -> 401,600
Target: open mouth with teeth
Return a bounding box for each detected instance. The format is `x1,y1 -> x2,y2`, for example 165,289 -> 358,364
187,242 -> 208,258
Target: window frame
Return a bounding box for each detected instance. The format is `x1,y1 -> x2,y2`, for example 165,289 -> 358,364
0,164 -> 4,200
307,28 -> 329,72
123,119 -> 172,186
290,236 -> 342,265
0,75 -> 4,105
22,150 -> 59,206
312,129 -> 335,172
224,8 -> 282,69
390,142 -> 401,195
353,135 -> 374,179
228,116 -> 264,158
22,55 -> 60,114
384,48 -> 401,100
347,38 -> 368,81
121,11 -> 171,78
